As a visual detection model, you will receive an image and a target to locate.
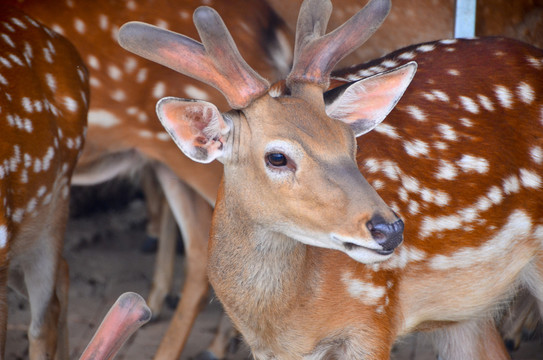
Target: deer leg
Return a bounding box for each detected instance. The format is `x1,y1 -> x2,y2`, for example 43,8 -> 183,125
140,165 -> 166,253
0,257 -> 8,358
153,163 -> 212,360
147,199 -> 177,318
196,312 -> 239,360
24,245 -> 62,360
55,258 -> 70,360
500,289 -> 540,351
431,317 -> 510,360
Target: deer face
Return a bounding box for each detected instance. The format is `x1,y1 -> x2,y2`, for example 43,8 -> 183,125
119,0 -> 415,263
156,63 -> 414,263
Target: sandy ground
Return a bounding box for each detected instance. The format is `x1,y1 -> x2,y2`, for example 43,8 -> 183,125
6,182 -> 543,359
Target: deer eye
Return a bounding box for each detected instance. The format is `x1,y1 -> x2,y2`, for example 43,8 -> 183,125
266,152 -> 288,167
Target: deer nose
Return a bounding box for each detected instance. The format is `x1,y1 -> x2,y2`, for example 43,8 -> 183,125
366,215 -> 404,252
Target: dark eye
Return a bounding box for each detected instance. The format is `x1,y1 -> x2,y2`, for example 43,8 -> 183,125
266,152 -> 288,167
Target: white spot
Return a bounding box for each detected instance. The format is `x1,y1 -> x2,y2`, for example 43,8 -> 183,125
157,132 -> 171,141
487,186 -> 503,205
3,21 -> 15,32
1,33 -> 15,47
9,54 -> 24,66
108,64 -> 122,81
111,89 -> 126,102
405,105 -> 426,121
153,82 -> 166,98
530,146 -> 543,164
421,215 -> 462,237
374,123 -> 400,139
90,77 -> 102,88
21,97 -> 33,112
184,85 -> 209,100
127,0 -> 137,10
477,94 -> 495,112
434,160 -> 457,181
74,18 -> 86,34
23,119 -> 33,133
26,198 -> 37,213
124,57 -> 138,73
155,19 -> 169,29
422,92 -> 436,102
179,10 -> 190,20
440,39 -> 457,45
99,14 -> 109,31
517,82 -> 535,104
43,47 -> 53,63
341,272 -> 385,306
63,96 -> 78,112
459,117 -> 473,127
33,99 -> 43,112
503,175 -> 520,194
402,175 -> 420,193
20,169 -> 28,183
398,51 -> 415,60
37,186 -> 47,197
0,73 -> 7,85
416,44 -> 435,52
51,24 -> 65,35
45,73 -> 57,92
381,60 -> 399,68
459,96 -> 479,114
13,208 -> 24,223
432,90 -> 449,102
136,68 -> 148,83
11,17 -> 27,29
408,200 -> 419,214
495,85 -> 513,109
447,69 -> 460,76
87,54 -> 100,69
0,225 -> 7,248
88,109 -> 121,128
0,56 -> 12,68
519,169 -> 542,188
403,139 -> 429,158
34,158 -> 42,173
429,210 -> 533,270
437,124 -> 457,141
457,155 -> 489,174
139,130 -> 153,138
526,55 -> 542,70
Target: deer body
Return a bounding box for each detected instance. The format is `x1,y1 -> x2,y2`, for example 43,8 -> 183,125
206,38 -> 543,359
0,5 -> 88,359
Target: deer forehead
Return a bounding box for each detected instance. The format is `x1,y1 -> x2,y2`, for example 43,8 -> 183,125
241,95 -> 355,157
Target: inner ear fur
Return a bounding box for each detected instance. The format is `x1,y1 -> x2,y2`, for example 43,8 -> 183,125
325,62 -> 417,137
156,97 -> 231,163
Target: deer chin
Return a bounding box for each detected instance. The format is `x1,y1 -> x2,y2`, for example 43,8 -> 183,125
331,234 -> 396,264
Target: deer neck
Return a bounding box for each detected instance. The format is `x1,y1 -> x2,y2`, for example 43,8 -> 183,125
209,183 -> 318,336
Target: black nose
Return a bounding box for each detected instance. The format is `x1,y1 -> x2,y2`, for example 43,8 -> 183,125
366,215 -> 404,252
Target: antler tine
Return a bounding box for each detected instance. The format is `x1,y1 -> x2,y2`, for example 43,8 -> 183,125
286,0 -> 391,91
118,7 -> 269,109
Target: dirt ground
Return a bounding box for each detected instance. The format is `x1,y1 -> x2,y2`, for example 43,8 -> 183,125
6,182 -> 543,359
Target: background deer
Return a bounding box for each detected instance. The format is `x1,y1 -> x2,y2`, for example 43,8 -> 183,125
0,5 -> 89,359
119,0 -> 543,358
6,0 -> 542,358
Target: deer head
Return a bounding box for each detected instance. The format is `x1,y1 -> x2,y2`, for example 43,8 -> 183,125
118,0 -> 416,264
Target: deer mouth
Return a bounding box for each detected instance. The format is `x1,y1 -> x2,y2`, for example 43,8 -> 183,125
341,240 -> 394,256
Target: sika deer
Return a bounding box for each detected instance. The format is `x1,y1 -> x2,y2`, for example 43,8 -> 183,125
119,0 -> 543,357
0,5 -> 88,359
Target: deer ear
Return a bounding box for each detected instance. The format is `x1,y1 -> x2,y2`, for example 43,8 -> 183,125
156,97 -> 231,163
325,62 -> 417,137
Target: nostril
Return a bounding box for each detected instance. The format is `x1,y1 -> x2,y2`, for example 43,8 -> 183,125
366,216 -> 404,251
